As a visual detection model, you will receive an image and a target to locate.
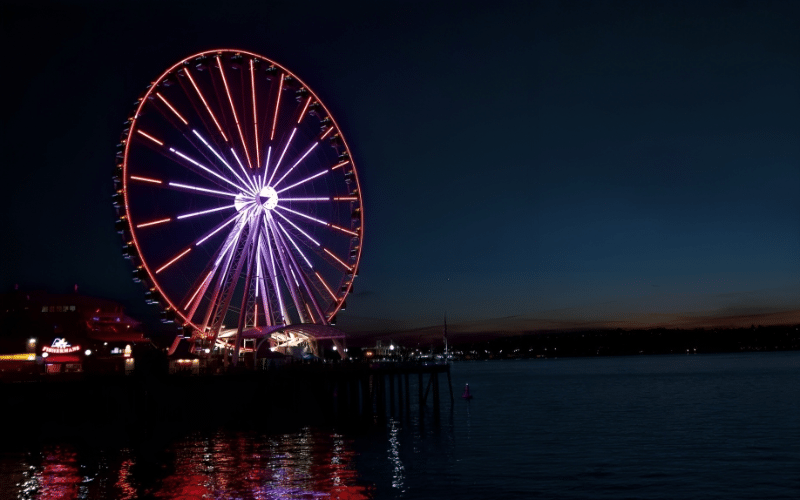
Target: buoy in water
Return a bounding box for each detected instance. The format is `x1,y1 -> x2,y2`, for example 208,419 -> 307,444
462,383 -> 473,400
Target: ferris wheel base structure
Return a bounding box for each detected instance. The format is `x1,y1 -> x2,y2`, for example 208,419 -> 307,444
170,324 -> 347,363
114,49 -> 363,365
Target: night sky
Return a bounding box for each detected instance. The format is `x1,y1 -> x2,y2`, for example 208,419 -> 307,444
2,0 -> 798,335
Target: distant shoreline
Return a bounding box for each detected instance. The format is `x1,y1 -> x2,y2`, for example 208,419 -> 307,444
347,324 -> 800,360
451,325 -> 800,360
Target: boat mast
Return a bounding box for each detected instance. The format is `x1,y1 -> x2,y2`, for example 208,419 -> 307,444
443,313 -> 448,359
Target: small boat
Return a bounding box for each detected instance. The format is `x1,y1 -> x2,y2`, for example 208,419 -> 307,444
462,383 -> 473,400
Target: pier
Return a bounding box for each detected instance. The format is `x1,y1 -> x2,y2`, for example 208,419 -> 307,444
328,361 -> 454,422
1,361 -> 454,440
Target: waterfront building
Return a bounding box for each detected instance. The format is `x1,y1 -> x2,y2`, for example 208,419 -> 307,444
0,289 -> 151,377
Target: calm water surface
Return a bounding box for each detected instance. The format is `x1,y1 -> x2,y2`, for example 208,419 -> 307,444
2,352 -> 799,499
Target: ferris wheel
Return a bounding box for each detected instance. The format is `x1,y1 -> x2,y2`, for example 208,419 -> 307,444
113,49 -> 363,356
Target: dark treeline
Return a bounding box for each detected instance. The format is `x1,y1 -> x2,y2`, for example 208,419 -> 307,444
452,324 -> 800,359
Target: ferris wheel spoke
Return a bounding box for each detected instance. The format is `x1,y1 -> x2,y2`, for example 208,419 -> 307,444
255,235 -> 275,324
271,141 -> 319,189
263,222 -> 288,323
255,233 -> 263,301
314,271 -> 337,302
323,247 -> 352,272
155,93 -> 189,125
271,228 -> 303,318
136,129 -> 165,146
267,128 -> 297,186
135,217 -> 171,229
257,265 -> 273,327
167,182 -> 237,199
269,216 -> 318,323
272,209 -> 320,246
130,175 -> 163,185
328,223 -> 359,237
297,96 -> 313,124
270,73 -> 284,142
273,222 -> 328,323
332,159 -> 350,170
191,130 -> 255,193
155,247 -> 192,274
182,66 -> 228,143
274,219 -> 314,268
280,197 -> 330,202
183,269 -> 213,313
274,205 -> 327,229
254,233 -> 273,327
176,204 -> 237,220
131,129 -> 247,193
275,205 -> 356,237
229,148 -> 258,193
216,56 -> 253,170
169,147 -> 249,193
195,213 -> 239,246
321,125 -> 335,140
276,169 -> 327,194
263,146 -> 272,185
250,60 -> 261,170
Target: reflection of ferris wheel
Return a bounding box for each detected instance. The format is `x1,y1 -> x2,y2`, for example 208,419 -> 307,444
113,49 -> 362,357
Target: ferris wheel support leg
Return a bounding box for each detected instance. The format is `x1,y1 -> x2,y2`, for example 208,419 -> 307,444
232,223 -> 260,367
207,224 -> 252,353
332,338 -> 346,360
198,217 -> 246,345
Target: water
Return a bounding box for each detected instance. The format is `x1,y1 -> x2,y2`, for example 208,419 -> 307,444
2,352 -> 799,499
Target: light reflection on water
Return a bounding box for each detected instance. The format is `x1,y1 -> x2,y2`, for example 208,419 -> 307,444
5,428 -> 373,499
387,419 -> 404,492
4,353 -> 798,499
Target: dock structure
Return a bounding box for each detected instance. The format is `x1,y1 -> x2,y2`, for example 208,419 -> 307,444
0,361 -> 454,435
328,361 -> 454,422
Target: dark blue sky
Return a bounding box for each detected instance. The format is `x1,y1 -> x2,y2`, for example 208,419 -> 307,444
1,0 -> 798,333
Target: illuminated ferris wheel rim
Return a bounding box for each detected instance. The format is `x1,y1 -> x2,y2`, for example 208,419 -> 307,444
118,48 -> 363,337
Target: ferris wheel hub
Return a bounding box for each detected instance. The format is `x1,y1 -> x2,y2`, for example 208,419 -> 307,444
259,186 -> 279,210
232,186 -> 278,212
